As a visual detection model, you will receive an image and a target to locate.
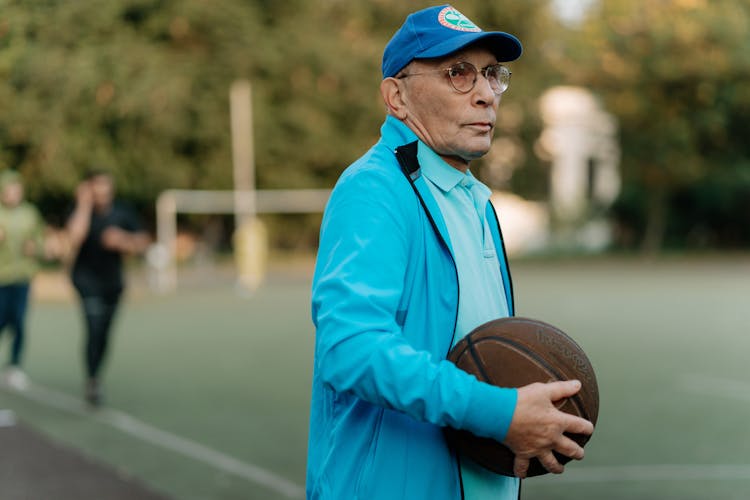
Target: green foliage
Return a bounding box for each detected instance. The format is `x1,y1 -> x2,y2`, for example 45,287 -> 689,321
1,0 -> 259,202
556,0 -> 750,249
0,0 -> 555,224
1,0 -> 749,250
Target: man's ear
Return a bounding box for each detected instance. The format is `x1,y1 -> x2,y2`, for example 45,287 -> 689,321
380,77 -> 408,120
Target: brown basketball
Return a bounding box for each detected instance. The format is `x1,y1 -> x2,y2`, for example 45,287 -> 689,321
445,316 -> 599,477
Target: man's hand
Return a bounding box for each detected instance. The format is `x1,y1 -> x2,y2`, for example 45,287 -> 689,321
503,380 -> 594,478
101,226 -> 150,254
75,181 -> 94,208
101,227 -> 132,252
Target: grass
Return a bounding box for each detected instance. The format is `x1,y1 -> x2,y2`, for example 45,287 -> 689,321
2,254 -> 750,499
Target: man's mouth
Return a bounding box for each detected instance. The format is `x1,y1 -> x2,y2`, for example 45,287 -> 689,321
467,122 -> 494,132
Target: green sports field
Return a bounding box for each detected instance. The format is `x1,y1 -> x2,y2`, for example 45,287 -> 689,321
2,255 -> 750,499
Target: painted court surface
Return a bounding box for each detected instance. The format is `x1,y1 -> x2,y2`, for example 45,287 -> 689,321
1,256 -> 749,499
0,417 -> 170,500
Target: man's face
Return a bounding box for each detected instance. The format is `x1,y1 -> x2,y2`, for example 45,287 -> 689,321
397,46 -> 501,171
1,182 -> 24,208
90,174 -> 115,209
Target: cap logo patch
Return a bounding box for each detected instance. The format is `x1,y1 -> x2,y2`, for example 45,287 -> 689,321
437,6 -> 482,32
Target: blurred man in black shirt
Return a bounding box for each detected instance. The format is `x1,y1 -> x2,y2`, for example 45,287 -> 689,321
67,170 -> 150,406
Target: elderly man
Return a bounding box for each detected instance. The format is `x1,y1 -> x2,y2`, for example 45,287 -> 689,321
307,5 -> 593,499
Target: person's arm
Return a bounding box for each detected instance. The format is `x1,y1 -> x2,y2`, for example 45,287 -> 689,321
22,205 -> 48,260
314,167 -> 593,474
100,227 -> 150,255
312,167 -> 516,442
100,202 -> 151,255
66,182 -> 94,252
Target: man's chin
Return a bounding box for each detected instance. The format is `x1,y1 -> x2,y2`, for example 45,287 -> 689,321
462,146 -> 492,162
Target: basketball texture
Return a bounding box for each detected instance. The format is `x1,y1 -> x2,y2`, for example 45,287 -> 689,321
445,316 -> 599,477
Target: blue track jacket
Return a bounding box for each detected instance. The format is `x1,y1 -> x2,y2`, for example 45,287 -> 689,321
308,116 -> 516,499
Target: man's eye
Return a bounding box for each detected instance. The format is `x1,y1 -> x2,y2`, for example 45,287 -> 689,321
450,64 -> 470,77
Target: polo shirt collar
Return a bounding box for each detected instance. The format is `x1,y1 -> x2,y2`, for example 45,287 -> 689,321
380,115 -> 489,196
418,142 -> 486,197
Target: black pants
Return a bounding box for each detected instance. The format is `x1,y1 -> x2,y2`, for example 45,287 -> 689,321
0,282 -> 31,366
77,292 -> 121,379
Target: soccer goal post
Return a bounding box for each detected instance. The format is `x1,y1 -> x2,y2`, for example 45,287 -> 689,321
151,188 -> 330,293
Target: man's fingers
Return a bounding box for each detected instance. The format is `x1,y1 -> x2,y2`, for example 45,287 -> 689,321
507,380 -> 594,478
538,451 -> 564,474
562,412 -> 595,436
513,457 -> 530,479
547,379 -> 582,401
554,435 -> 585,460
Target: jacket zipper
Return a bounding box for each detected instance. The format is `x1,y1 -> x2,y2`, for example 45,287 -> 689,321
395,142 -> 519,499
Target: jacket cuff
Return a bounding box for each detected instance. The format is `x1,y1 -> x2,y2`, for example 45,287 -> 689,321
463,382 -> 517,443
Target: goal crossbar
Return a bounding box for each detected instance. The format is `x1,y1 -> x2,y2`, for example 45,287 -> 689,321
153,189 -> 331,292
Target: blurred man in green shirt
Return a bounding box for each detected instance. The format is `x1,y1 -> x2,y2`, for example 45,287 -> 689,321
0,170 -> 45,390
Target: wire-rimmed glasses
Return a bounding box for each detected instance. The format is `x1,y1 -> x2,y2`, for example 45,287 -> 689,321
397,61 -> 511,95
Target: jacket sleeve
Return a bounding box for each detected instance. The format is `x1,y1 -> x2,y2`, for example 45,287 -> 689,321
311,167 -> 516,443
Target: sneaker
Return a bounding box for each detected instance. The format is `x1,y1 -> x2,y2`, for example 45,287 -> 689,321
5,367 -> 30,391
85,378 -> 102,408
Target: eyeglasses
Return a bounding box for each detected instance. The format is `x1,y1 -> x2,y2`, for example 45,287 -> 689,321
397,61 -> 512,95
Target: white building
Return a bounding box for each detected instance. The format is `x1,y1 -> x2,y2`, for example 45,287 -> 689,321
491,86 -> 620,255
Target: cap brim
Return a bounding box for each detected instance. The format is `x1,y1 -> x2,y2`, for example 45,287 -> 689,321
416,31 -> 522,63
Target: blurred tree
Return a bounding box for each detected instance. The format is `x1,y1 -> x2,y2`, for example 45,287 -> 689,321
3,0 -> 747,251
553,0 -> 750,252
0,0 -> 557,244
0,0 -> 264,205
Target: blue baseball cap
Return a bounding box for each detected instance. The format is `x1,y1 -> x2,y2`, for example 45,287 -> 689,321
382,5 -> 522,78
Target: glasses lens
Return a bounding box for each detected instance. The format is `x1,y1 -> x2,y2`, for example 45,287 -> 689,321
485,64 -> 511,94
447,62 -> 477,93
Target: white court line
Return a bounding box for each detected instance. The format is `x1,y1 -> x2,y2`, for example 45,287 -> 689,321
0,408 -> 16,427
536,464 -> 750,483
680,373 -> 750,402
5,383 -> 305,499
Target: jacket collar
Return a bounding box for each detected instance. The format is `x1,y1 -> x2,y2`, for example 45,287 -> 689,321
391,123 -> 455,256
382,115 -> 480,194
381,115 -> 418,152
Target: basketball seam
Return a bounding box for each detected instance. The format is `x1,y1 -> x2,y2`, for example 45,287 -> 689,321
472,335 -> 590,422
501,319 -> 599,408
465,318 -> 584,352
500,318 -> 587,355
466,336 -> 492,383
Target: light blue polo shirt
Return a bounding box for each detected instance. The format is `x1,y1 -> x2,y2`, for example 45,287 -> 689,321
418,143 -> 520,499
